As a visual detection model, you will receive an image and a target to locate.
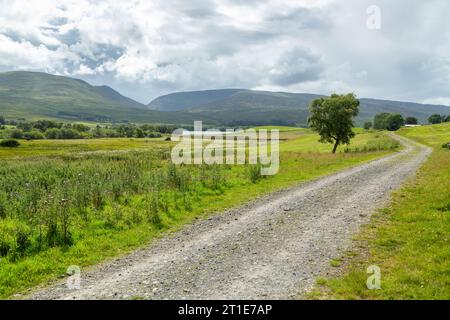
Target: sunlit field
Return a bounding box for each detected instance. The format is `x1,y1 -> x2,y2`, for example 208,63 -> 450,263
0,128 -> 399,298
312,123 -> 450,300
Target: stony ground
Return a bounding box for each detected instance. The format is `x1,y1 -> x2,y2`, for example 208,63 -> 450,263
28,134 -> 431,300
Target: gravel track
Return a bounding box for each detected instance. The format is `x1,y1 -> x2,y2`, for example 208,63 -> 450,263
29,134 -> 431,300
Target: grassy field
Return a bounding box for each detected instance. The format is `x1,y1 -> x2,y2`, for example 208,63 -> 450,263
0,128 -> 399,298
0,137 -> 169,159
312,123 -> 450,299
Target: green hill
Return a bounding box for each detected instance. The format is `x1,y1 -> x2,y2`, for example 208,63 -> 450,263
0,71 -> 196,124
148,89 -> 450,126
2,72 -> 450,126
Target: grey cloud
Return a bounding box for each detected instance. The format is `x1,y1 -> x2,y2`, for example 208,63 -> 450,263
0,0 -> 449,105
270,47 -> 323,86
267,8 -> 331,31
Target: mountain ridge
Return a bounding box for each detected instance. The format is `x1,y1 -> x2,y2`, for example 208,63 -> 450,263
148,89 -> 450,125
1,71 -> 450,126
0,71 -> 198,124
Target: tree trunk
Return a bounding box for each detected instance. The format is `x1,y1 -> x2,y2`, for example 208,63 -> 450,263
332,139 -> 339,154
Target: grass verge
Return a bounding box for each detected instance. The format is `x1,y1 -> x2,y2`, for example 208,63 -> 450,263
311,123 -> 450,300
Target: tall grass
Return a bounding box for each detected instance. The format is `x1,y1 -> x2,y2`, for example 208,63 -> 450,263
0,150 -> 231,262
344,135 -> 400,153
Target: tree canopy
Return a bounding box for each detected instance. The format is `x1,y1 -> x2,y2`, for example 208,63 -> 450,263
374,113 -> 405,131
364,121 -> 373,130
308,93 -> 360,153
405,117 -> 418,125
428,114 -> 444,124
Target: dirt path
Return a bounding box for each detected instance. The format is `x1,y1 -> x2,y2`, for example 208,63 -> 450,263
29,134 -> 431,300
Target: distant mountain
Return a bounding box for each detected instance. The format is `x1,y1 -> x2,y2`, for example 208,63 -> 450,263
148,89 -> 243,111
2,72 -> 449,126
148,89 -> 450,126
0,71 -> 196,124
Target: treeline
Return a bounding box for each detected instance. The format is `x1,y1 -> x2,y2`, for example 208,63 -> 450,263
0,117 -> 184,140
364,113 -> 450,131
428,114 -> 450,124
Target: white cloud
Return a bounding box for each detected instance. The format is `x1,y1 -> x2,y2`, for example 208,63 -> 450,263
0,0 -> 449,104
422,97 -> 450,106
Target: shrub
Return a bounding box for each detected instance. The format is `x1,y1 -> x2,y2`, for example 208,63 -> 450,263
385,114 -> 405,131
45,128 -> 61,139
248,164 -> 263,183
405,117 -> 418,125
442,142 -> 450,149
23,131 -> 44,140
373,113 -> 405,131
147,132 -> 162,138
45,128 -> 82,139
363,122 -> 372,130
428,114 -> 443,124
9,129 -> 23,139
0,139 -> 20,148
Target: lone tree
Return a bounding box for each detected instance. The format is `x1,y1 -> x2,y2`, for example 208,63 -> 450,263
363,121 -> 373,130
308,93 -> 360,154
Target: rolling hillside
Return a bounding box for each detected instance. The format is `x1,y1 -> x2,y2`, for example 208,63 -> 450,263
2,71 -> 449,126
0,71 -> 196,124
148,89 -> 450,126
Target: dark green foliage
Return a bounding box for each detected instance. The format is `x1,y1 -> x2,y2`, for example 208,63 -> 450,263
363,122 -> 372,130
373,113 -> 390,130
0,139 -> 20,148
0,116 -> 5,125
9,129 -> 23,139
373,113 -> 405,131
44,128 -> 83,139
385,114 -> 405,131
23,131 -> 44,140
428,114 -> 444,124
0,120 -> 179,140
308,93 -> 360,153
405,117 -> 418,125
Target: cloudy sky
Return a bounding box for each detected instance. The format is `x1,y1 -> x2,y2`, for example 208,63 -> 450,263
0,0 -> 449,104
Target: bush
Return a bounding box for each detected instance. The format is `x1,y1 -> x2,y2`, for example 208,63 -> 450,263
147,132 -> 162,138
0,139 -> 20,148
405,117 -> 418,125
45,128 -> 82,139
363,122 -> 372,130
45,128 -> 60,139
428,114 -> 443,124
23,131 -> 44,140
248,164 -> 263,183
442,142 -> 450,149
9,129 -> 23,139
373,113 -> 405,131
385,114 -> 405,131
